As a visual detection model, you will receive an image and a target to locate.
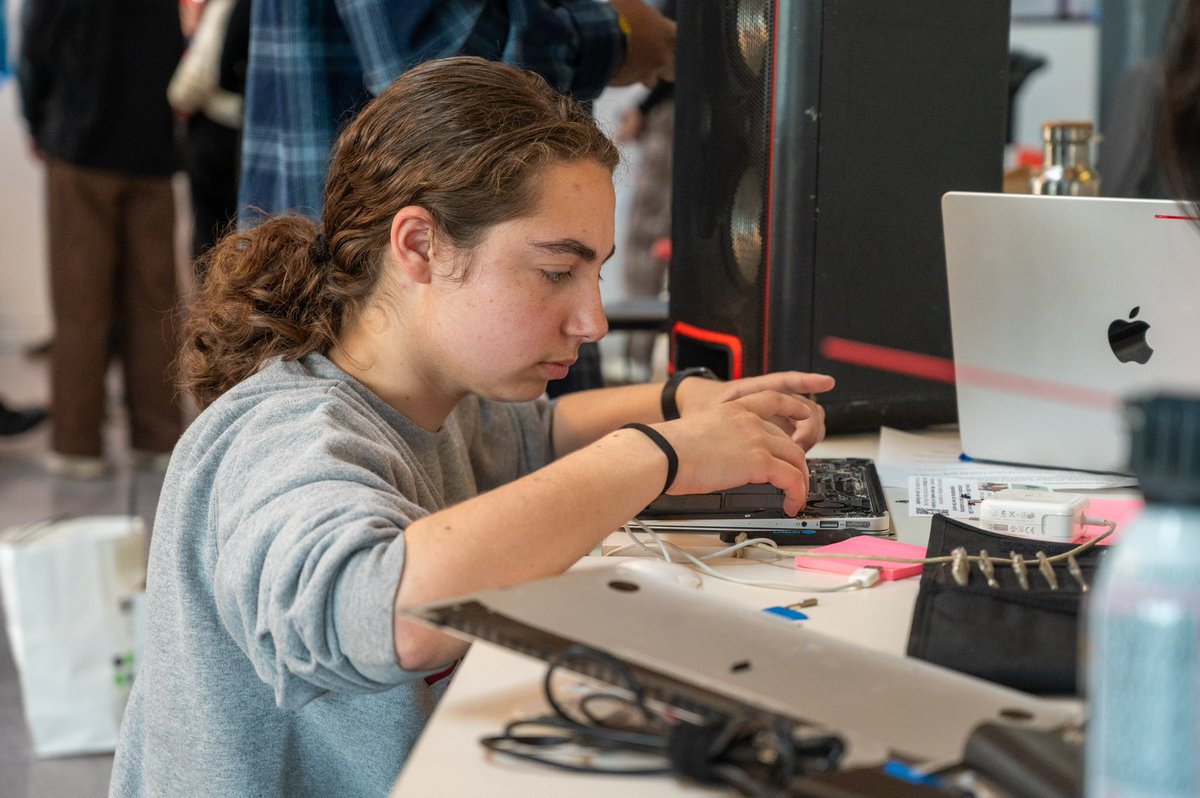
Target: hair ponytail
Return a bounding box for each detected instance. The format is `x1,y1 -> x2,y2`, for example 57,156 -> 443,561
178,215 -> 372,408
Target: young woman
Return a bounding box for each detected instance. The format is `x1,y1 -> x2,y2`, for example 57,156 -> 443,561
110,56 -> 834,797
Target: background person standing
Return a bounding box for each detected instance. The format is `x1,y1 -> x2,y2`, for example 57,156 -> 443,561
237,0 -> 675,224
19,0 -> 185,477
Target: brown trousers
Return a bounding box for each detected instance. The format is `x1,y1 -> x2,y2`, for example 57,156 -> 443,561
46,159 -> 182,456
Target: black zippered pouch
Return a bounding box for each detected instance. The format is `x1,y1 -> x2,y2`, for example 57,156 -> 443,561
906,514 -> 1108,696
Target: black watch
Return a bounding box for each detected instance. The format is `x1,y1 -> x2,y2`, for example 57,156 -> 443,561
661,367 -> 718,421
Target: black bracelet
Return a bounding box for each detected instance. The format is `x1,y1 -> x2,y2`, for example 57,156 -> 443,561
620,423 -> 678,495
660,367 -> 718,421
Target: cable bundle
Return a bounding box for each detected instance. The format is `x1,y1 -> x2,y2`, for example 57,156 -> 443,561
480,644 -> 845,795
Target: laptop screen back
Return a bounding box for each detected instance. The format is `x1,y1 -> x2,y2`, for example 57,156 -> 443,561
942,192 -> 1200,473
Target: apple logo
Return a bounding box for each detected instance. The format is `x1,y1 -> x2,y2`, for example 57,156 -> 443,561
1108,306 -> 1154,364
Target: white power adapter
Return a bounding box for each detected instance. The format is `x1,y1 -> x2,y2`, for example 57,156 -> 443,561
977,489 -> 1090,542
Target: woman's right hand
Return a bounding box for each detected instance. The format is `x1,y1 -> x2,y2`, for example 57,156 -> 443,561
649,391 -> 816,515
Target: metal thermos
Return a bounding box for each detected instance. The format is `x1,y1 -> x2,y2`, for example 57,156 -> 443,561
1032,121 -> 1100,196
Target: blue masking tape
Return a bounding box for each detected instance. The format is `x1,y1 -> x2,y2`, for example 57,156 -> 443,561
883,760 -> 941,787
763,607 -> 808,621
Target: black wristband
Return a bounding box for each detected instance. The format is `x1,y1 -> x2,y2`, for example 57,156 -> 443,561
620,423 -> 678,495
660,367 -> 717,421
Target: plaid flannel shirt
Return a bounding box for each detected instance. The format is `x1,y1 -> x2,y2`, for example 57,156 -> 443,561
238,0 -> 622,223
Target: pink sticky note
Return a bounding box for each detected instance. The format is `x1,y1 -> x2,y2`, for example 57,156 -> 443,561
794,537 -> 927,581
1079,497 -> 1144,545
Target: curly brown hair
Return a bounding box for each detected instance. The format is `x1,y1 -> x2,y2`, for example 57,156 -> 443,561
179,56 -> 619,408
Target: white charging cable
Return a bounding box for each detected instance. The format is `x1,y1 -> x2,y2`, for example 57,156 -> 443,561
613,520 -> 878,593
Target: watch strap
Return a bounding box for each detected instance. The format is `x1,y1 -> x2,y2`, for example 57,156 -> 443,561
661,366 -> 717,421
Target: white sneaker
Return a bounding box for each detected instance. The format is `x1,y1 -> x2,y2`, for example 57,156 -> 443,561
44,452 -> 112,479
132,450 -> 173,476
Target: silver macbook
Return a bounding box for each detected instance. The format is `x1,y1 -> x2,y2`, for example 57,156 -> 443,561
635,458 -> 891,543
405,562 -> 1079,766
943,192 -> 1200,474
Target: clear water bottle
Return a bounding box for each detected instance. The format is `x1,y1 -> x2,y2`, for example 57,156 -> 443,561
1085,395 -> 1200,798
1032,121 -> 1101,196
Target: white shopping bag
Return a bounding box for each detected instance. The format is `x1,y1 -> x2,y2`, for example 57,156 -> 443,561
0,516 -> 146,757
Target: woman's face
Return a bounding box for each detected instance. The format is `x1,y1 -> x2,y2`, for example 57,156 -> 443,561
421,159 -> 616,402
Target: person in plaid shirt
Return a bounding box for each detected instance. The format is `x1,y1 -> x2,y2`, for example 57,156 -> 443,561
238,0 -> 675,225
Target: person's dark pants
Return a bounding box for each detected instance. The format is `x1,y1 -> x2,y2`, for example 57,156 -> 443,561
46,158 -> 182,457
185,112 -> 241,263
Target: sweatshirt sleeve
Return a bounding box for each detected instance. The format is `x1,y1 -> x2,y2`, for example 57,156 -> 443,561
209,391 -> 444,710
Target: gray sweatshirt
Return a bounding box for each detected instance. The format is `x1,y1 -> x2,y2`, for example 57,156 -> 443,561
110,354 -> 553,797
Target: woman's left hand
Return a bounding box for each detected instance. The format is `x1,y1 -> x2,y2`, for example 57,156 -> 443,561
675,372 -> 836,449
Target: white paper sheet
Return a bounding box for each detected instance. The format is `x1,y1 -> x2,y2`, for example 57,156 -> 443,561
876,427 -> 1139,491
908,476 -> 986,517
906,477 -> 1064,517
